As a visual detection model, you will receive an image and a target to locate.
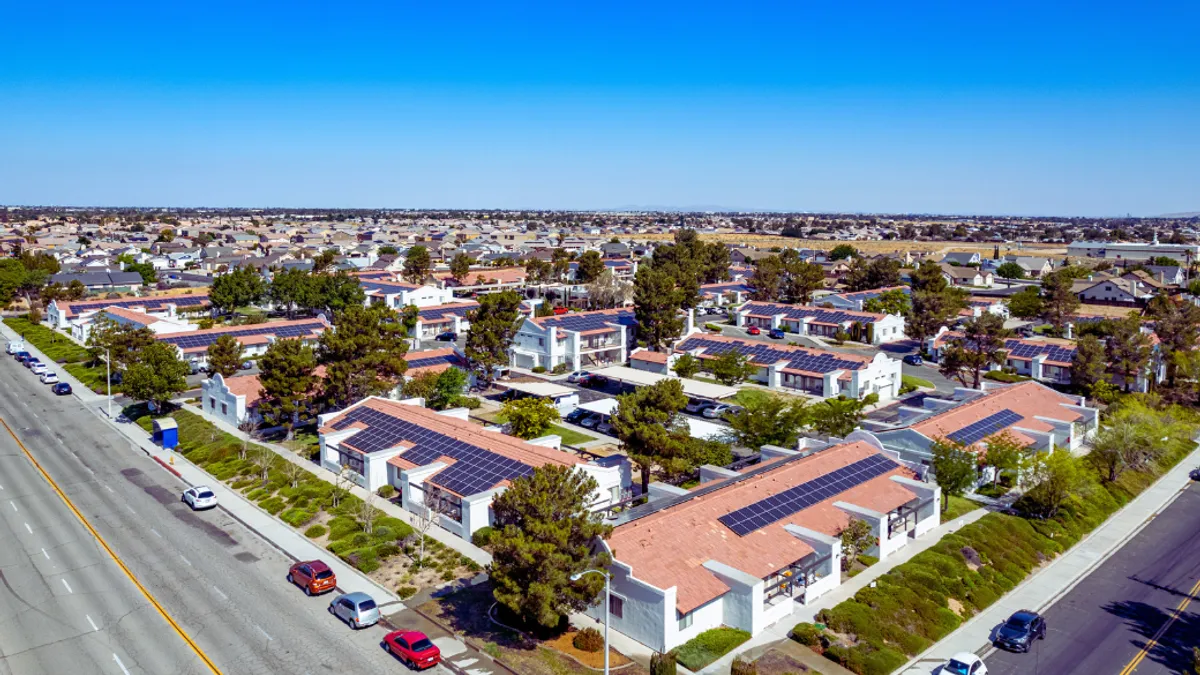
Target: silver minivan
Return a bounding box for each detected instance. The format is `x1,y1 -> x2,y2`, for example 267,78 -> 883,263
329,592 -> 380,629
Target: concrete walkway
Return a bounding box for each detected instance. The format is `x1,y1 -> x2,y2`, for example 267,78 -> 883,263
899,441 -> 1200,675
696,506 -> 990,674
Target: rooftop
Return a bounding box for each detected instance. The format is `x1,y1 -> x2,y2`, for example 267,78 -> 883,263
909,381 -> 1084,448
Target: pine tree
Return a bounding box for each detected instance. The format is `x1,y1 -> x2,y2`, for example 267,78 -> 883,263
258,339 -> 319,440
402,245 -> 432,284
464,290 -> 523,386
610,379 -> 692,493
205,334 -> 244,378
633,267 -> 683,351
317,304 -> 409,407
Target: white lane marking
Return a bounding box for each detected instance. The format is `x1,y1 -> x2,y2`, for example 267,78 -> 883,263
150,528 -> 162,538
30,412 -> 38,419
124,504 -> 135,515
23,522 -> 32,534
0,483 -> 4,490
57,438 -> 64,445
20,401 -> 27,408
9,501 -> 16,512
179,554 -> 192,567
86,614 -> 98,631
211,585 -> 227,601
112,653 -> 131,675
104,485 -> 114,493
41,547 -> 49,560
255,624 -> 273,641
61,578 -> 73,594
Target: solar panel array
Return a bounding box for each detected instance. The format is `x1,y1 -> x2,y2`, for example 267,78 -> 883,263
406,352 -> 464,370
330,406 -> 535,495
158,319 -> 324,350
718,454 -> 900,536
677,336 -> 866,374
701,283 -> 753,296
72,294 -> 209,315
946,408 -> 1024,445
841,286 -> 909,301
539,309 -> 637,332
361,279 -> 417,295
742,302 -> 878,324
1004,340 -> 1077,363
418,303 -> 478,322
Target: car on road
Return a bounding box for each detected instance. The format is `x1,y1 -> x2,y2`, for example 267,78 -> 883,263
943,652 -> 987,675
40,372 -> 59,384
30,361 -> 48,375
52,382 -> 72,395
993,609 -> 1046,652
182,486 -> 218,510
24,357 -> 41,369
746,326 -> 761,335
1191,466 -> 1200,481
383,630 -> 441,669
902,354 -> 924,366
13,351 -> 31,363
435,331 -> 458,342
582,374 -> 608,388
567,370 -> 592,384
552,306 -> 570,315
7,341 -> 25,355
287,560 -> 337,596
702,403 -> 740,419
329,592 -> 380,629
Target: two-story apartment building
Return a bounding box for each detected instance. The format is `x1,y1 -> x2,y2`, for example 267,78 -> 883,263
673,334 -> 902,401
157,316 -> 330,370
735,302 -> 906,345
510,308 -> 638,372
47,293 -> 211,340
360,277 -> 456,310
411,301 -> 479,340
317,396 -> 630,538
928,330 -> 1077,385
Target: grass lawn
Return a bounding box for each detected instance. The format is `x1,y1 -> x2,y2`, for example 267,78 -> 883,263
63,362 -> 120,394
3,318 -> 91,363
902,374 -> 934,390
675,627 -> 752,671
549,424 -> 595,446
941,494 -> 982,523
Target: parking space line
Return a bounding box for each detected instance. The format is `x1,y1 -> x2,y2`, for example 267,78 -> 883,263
86,614 -> 98,631
42,547 -> 49,560
112,653 -> 131,675
211,586 -> 227,601
23,522 -> 31,534
9,501 -> 16,512
151,528 -> 162,538
254,624 -> 273,641
61,578 -> 73,594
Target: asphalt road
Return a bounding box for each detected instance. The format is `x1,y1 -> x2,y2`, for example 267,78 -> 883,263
0,356 -> 434,674
983,482 -> 1200,675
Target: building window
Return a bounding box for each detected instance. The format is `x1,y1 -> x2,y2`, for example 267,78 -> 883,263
221,403 -> 228,415
677,610 -> 693,630
209,397 -> 216,410
609,595 -> 624,619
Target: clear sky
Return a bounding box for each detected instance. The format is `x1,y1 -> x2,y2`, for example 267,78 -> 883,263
2,1 -> 1197,216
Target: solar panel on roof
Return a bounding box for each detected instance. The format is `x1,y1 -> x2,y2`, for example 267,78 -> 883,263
158,319 -> 324,349
677,336 -> 865,374
330,406 -> 535,495
406,353 -> 463,369
946,409 -> 1024,445
718,454 -> 900,536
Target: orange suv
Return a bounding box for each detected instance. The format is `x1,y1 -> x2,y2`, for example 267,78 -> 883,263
288,560 -> 337,596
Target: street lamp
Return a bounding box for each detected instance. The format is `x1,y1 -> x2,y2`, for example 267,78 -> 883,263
572,568 -> 610,675
105,347 -> 112,419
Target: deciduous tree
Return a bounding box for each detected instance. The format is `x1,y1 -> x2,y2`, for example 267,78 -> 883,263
809,394 -> 876,438
671,353 -> 701,379
1005,286 -> 1044,319
861,288 -> 911,316
930,437 -> 978,511
937,313 -> 1011,388
123,342 -> 190,412
501,397 -> 560,439
995,262 -> 1025,279
708,348 -> 758,386
1106,315 -> 1152,392
210,266 -> 266,315
722,393 -> 809,449
489,465 -> 613,629
839,518 -> 874,571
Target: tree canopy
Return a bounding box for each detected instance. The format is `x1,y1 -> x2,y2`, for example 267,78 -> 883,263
402,245 -> 432,283
722,392 -> 810,449
995,262 -> 1026,279
210,266 -> 266,314
123,342 -> 190,411
930,437 -> 978,511
610,379 -> 694,492
465,290 -> 523,385
809,394 -> 876,438
501,396 -> 561,439
205,334 -> 244,379
708,348 -> 758,386
633,266 -> 684,351
317,304 -> 409,407
257,338 -> 319,440
937,312 -> 1011,388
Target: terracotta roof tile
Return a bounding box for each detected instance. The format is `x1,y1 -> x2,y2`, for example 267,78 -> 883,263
910,381 -> 1083,448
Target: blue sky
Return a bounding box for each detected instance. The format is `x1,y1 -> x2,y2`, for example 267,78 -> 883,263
2,1 -> 1197,215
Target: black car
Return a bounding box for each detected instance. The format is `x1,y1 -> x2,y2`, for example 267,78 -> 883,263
994,610 -> 1046,652
1189,467 -> 1200,481
51,382 -> 72,396
902,354 -> 924,366
436,331 -> 458,342
564,409 -> 589,425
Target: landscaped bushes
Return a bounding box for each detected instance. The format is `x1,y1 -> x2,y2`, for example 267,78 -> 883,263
674,627 -> 752,671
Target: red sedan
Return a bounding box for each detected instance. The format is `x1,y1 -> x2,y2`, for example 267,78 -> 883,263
746,326 -> 761,335
384,630 -> 441,669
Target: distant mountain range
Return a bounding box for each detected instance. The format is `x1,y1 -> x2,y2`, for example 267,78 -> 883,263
1157,212 -> 1200,218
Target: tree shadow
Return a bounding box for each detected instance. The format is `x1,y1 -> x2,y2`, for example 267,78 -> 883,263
1102,599 -> 1200,674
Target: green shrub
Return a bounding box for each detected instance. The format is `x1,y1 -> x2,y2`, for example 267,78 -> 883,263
551,363 -> 570,375
440,570 -> 455,581
704,322 -> 723,332
650,651 -> 676,675
983,370 -> 1031,383
532,365 -> 547,373
573,627 -> 604,653
471,526 -> 494,547
790,623 -> 823,647
304,524 -> 327,539
454,396 -> 481,409
259,497 -> 286,515
377,484 -> 396,499
281,508 -> 315,527
674,628 -> 751,671
375,543 -> 400,558
327,516 -> 361,541
397,585 -> 418,600
245,487 -> 268,501
375,517 -> 414,539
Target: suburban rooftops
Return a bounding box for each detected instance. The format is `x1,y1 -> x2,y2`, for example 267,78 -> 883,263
909,381 -> 1084,448
158,316 -> 328,352
740,301 -> 886,326
675,334 -> 871,376
530,307 -> 637,332
53,292 -> 210,318
417,301 -> 479,323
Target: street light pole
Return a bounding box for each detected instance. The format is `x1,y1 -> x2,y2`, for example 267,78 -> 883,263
105,347 -> 112,419
571,568 -> 610,675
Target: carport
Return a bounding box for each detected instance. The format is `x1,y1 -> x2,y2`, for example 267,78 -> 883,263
588,365 -> 739,402
574,398 -> 729,441
498,381 -> 580,413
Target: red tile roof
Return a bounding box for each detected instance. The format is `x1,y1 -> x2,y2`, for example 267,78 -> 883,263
607,441 -> 916,613
910,381 -> 1083,448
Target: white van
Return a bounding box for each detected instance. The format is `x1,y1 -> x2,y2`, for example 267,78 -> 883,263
6,341 -> 25,355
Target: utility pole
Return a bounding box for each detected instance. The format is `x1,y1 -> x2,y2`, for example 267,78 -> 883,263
105,347 -> 112,419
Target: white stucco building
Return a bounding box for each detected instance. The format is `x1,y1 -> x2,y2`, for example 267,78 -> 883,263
736,301 -> 906,345
510,307 -> 638,372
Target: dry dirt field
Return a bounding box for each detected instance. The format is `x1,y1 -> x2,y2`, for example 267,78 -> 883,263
633,233 -> 1070,259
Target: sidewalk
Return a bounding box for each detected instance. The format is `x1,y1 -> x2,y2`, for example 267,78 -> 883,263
899,441 -> 1200,675
693,506 -> 989,674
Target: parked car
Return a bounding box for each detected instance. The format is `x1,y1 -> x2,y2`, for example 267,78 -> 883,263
24,357 -> 40,369
30,362 -> 48,375
552,306 -> 570,315
240,361 -> 253,370
768,328 -> 786,339
13,351 -> 31,363
51,382 -> 72,396
384,630 -> 441,669
943,652 -> 987,675
684,398 -> 709,414
328,592 -> 380,629
287,560 -> 337,596
40,372 -> 59,384
578,413 -> 601,429
583,375 -> 608,388
746,326 -> 761,335
702,404 -> 740,419
435,331 -> 458,342
564,408 -> 589,424
6,341 -> 25,355
596,418 -> 614,435
902,354 -> 924,366
567,371 -> 592,384
182,486 -> 218,510
993,610 -> 1046,652
1191,467 -> 1200,481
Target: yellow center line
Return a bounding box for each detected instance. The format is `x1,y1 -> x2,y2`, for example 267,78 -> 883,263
0,416 -> 224,674
1117,576 -> 1200,675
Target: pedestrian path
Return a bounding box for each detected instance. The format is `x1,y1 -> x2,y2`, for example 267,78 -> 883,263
899,441 -> 1200,675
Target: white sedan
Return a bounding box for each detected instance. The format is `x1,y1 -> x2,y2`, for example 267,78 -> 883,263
40,372 -> 59,384
943,652 -> 987,675
30,362 -> 48,375
182,486 -> 218,510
